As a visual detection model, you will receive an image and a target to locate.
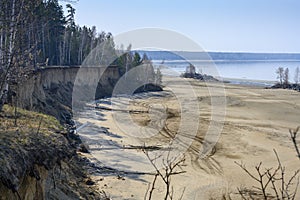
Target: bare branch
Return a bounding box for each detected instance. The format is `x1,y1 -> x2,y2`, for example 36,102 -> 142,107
289,127 -> 300,159
178,187 -> 186,200
236,149 -> 300,200
147,174 -> 158,200
235,161 -> 260,182
143,148 -> 185,200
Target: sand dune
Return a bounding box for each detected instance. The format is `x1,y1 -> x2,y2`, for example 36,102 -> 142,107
76,77 -> 300,199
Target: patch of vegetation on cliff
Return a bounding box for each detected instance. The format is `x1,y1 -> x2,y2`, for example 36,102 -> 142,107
0,105 -> 103,199
0,104 -> 64,134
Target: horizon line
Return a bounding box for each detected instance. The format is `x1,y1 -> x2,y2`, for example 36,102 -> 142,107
135,50 -> 300,54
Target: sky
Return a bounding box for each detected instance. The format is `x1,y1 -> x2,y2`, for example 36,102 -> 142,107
62,0 -> 300,53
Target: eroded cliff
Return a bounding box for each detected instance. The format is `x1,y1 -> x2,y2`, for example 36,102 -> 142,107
1,66 -> 121,199
16,66 -> 121,124
0,106 -> 103,200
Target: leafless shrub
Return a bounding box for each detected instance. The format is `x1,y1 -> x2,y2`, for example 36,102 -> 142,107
235,150 -> 300,200
143,149 -> 186,200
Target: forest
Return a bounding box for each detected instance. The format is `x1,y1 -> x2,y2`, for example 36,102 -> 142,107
0,0 -> 157,111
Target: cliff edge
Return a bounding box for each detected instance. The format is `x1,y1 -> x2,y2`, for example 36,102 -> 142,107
0,105 -> 105,199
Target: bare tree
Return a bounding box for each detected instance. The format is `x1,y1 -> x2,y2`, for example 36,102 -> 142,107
236,150 -> 300,200
186,64 -> 196,76
276,67 -> 284,85
78,27 -> 86,64
0,0 -> 20,111
294,67 -> 300,85
155,68 -> 162,85
143,150 -> 186,200
284,67 -> 290,86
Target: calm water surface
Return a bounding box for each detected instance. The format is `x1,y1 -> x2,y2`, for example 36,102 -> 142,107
153,60 -> 300,84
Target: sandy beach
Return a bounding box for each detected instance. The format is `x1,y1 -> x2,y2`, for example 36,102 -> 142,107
76,77 -> 300,199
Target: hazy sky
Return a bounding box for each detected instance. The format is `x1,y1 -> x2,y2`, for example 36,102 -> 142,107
64,0 -> 300,53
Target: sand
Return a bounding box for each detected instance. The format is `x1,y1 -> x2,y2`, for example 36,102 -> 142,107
75,76 -> 300,199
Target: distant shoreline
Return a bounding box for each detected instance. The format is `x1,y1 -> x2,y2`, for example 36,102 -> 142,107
152,59 -> 300,84
153,59 -> 300,63
139,50 -> 300,61
221,77 -> 276,87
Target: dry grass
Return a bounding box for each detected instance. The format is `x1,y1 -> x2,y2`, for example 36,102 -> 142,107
0,105 -> 64,135
0,106 -> 107,199
0,105 -> 70,192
